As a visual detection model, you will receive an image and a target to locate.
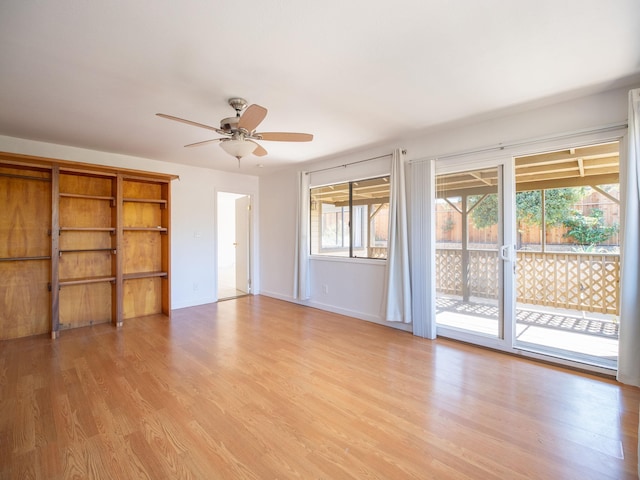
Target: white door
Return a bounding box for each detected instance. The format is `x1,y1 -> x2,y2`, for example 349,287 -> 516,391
217,192 -> 251,300
235,195 -> 251,294
433,157 -> 517,350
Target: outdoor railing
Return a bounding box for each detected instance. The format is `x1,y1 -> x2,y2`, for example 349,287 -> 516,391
367,247 -> 388,259
435,248 -> 620,315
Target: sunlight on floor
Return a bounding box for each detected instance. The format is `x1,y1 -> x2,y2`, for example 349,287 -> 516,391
436,297 -> 618,368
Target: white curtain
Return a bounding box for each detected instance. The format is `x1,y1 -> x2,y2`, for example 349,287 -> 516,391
408,159 -> 437,338
293,171 -> 310,300
618,88 -> 640,386
382,149 -> 412,323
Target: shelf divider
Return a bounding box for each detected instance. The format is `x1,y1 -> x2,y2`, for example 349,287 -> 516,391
0,256 -> 51,262
123,227 -> 168,232
59,275 -> 116,286
123,271 -> 168,280
60,227 -> 116,232
59,248 -> 115,254
123,197 -> 167,208
60,193 -> 115,202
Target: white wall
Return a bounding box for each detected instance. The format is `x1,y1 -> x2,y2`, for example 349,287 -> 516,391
402,85 -> 631,160
0,135 -> 259,310
259,168 -> 298,298
170,165 -> 259,308
258,84 -> 635,331
309,257 -> 390,325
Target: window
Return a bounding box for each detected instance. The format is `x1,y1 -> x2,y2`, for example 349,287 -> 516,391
310,176 -> 390,258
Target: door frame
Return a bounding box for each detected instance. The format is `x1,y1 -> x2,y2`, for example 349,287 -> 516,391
433,155 -> 517,352
235,194 -> 251,295
215,189 -> 257,301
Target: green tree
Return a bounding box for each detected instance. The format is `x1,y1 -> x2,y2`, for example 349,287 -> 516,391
516,188 -> 584,227
468,194 -> 498,229
562,208 -> 618,249
469,188 -> 584,229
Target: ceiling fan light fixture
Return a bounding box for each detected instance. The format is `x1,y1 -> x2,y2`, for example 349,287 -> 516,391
219,139 -> 257,159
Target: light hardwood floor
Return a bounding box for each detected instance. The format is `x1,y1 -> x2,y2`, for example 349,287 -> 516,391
1,295 -> 638,479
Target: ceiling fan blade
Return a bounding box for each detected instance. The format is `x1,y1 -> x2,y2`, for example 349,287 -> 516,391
257,132 -> 313,142
238,104 -> 267,132
156,113 -> 225,134
184,138 -> 222,148
248,140 -> 268,157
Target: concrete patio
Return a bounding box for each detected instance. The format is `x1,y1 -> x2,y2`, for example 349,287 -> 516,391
435,297 -> 619,368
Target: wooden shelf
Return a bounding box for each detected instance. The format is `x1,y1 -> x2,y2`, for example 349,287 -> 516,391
60,192 -> 115,203
59,275 -> 116,286
123,197 -> 167,208
59,248 -> 115,254
123,271 -> 168,280
59,227 -> 116,233
0,256 -> 51,262
123,227 -> 167,233
1,154 -> 174,340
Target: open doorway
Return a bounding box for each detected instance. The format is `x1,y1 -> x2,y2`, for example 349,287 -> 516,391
217,192 -> 251,300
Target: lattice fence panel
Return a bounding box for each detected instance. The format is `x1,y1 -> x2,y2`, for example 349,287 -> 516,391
437,249 -> 620,315
469,250 -> 499,299
603,258 -> 620,313
516,252 -> 619,315
435,249 -> 462,294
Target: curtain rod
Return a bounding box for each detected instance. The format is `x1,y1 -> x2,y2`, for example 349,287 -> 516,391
305,149 -> 407,175
408,122 -> 628,163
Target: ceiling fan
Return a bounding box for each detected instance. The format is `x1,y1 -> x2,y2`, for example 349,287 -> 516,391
157,98 -> 313,166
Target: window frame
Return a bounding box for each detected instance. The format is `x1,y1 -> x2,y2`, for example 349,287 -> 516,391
310,175 -> 390,260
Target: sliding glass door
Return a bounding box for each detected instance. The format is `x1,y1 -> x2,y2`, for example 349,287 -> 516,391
512,142 -> 620,369
432,140 -> 620,371
434,158 -> 516,349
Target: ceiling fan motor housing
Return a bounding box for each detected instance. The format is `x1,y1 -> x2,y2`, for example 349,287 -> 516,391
220,116 -> 239,132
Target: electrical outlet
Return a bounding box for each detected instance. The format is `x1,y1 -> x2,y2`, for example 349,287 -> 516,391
322,284 -> 329,294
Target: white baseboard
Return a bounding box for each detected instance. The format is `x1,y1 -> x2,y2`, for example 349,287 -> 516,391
259,292 -> 412,332
171,294 -> 217,310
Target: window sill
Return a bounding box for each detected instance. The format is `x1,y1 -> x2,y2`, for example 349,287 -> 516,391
309,255 -> 387,266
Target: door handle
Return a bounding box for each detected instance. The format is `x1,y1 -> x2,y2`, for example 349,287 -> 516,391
499,245 -> 516,262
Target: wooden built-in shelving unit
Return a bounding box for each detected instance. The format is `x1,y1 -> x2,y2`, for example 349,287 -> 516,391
0,152 -> 176,339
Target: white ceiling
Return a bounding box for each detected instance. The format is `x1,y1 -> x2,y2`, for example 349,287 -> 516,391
1,1 -> 638,174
